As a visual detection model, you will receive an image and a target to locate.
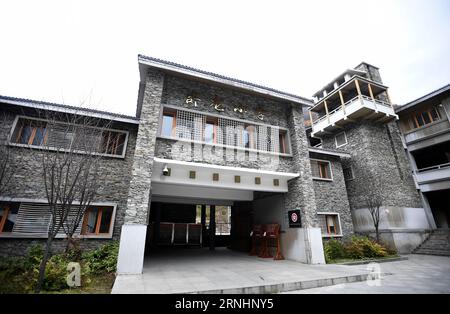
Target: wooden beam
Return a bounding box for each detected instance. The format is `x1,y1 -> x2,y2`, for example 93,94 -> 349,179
338,90 -> 346,115
368,83 -> 375,100
368,83 -> 377,111
355,79 -> 362,96
309,110 -> 314,126
324,100 -> 330,123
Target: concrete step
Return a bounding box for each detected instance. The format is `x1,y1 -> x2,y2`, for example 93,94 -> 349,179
412,229 -> 450,256
415,250 -> 450,256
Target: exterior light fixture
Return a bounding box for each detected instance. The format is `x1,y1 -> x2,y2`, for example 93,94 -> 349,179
162,165 -> 171,176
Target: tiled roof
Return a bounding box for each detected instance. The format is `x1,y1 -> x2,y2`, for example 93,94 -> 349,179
0,94 -> 139,124
138,54 -> 313,105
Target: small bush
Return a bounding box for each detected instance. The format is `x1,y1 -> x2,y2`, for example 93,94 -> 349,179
324,236 -> 390,263
324,239 -> 346,263
83,242 -> 119,274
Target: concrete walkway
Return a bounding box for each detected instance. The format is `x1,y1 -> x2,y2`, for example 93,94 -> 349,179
112,247 -> 373,294
284,254 -> 450,294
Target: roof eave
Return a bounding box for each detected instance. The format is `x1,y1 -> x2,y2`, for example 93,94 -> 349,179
0,97 -> 140,125
138,55 -> 313,107
395,84 -> 450,114
308,147 -> 351,158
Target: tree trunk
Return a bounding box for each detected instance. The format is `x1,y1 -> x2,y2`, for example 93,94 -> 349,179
375,225 -> 380,243
35,236 -> 54,293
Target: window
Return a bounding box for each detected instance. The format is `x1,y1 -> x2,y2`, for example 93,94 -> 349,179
0,201 -> 115,238
13,118 -> 48,146
195,205 -> 231,235
411,106 -> 441,129
343,166 -> 354,181
10,117 -> 128,157
335,131 -> 347,148
204,118 -> 218,143
159,106 -> 291,155
81,206 -> 114,235
310,159 -> 332,180
318,213 -> 342,237
161,111 -> 176,137
0,202 -> 19,233
100,131 -> 127,155
279,131 -> 288,154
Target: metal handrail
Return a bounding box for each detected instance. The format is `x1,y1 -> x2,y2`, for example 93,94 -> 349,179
416,162 -> 450,173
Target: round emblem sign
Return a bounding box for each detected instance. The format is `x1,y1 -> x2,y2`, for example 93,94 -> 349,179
291,212 -> 298,223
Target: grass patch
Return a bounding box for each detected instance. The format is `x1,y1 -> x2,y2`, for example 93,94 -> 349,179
328,254 -> 400,264
0,242 -> 118,294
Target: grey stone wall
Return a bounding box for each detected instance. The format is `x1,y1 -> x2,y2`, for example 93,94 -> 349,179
310,153 -> 354,237
161,75 -> 290,128
124,69 -> 164,225
155,74 -> 295,173
321,120 -> 421,211
284,105 -> 318,227
0,107 -> 138,256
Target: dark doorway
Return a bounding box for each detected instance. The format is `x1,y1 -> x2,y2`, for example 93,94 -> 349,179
146,202 -> 235,253
425,189 -> 450,228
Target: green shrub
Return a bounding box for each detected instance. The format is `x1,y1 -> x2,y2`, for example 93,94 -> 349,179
24,244 -> 44,269
346,236 -> 388,260
324,239 -> 346,263
83,242 -> 119,274
0,256 -> 26,276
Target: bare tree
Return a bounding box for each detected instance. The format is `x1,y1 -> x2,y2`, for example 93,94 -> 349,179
362,174 -> 383,243
0,113 -> 14,197
29,109 -> 112,293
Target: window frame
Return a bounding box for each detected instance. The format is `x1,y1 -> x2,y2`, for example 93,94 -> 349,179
0,205 -> 10,233
8,115 -> 129,159
310,158 -> 333,181
410,106 -> 442,130
81,206 -> 115,237
158,105 -> 293,157
204,117 -> 218,144
334,131 -> 348,148
0,197 -> 117,239
161,110 -> 177,138
317,212 -> 343,238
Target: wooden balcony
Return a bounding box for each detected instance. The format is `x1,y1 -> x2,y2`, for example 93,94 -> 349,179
309,76 -> 398,137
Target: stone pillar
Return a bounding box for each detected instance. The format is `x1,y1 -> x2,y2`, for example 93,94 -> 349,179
209,205 -> 216,251
284,104 -> 324,264
117,69 -> 164,274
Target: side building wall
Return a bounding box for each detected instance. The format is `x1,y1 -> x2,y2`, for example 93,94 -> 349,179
319,119 -> 429,253
0,106 -> 137,256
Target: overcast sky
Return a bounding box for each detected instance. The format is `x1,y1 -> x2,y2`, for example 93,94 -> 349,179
1,0 -> 449,116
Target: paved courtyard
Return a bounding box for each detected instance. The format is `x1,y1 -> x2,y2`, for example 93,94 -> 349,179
112,247 -> 372,294
284,254 -> 450,294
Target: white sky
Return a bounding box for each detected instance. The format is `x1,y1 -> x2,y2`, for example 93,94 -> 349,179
1,0 -> 449,116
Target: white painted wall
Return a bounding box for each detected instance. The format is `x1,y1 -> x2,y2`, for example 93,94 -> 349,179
152,182 -> 254,201
116,224 -> 147,274
253,195 -> 325,264
352,206 -> 431,232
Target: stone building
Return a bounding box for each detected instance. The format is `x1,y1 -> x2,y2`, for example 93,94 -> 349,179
0,55 -> 436,273
308,63 -> 429,253
395,84 -> 450,255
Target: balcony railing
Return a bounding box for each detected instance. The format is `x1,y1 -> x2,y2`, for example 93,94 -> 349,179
310,95 -> 397,136
404,119 -> 450,144
414,162 -> 450,191
416,162 -> 450,173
